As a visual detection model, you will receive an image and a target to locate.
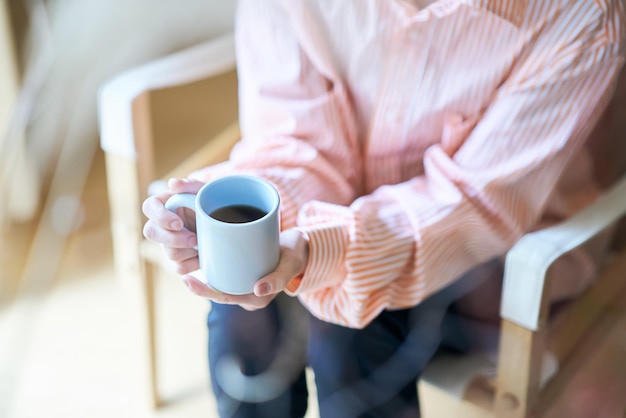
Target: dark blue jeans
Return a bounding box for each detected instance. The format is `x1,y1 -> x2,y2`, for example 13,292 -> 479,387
207,280 -> 467,418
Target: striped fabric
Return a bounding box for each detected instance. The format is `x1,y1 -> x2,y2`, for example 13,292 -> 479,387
191,0 -> 625,328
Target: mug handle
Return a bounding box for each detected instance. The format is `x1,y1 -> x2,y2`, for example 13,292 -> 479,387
164,193 -> 199,250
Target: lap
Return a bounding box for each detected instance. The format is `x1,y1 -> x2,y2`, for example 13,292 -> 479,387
207,295 -> 309,417
309,283 -> 461,417
207,280 -> 465,417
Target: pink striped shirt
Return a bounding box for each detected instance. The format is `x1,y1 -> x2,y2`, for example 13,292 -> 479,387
192,0 -> 625,328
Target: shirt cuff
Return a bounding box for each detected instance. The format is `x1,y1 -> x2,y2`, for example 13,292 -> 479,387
284,201 -> 352,295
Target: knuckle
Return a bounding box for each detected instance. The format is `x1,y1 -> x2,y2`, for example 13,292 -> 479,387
143,222 -> 156,240
174,259 -> 198,275
170,248 -> 196,263
141,198 -> 151,216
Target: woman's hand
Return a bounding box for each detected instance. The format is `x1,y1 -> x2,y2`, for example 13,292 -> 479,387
143,178 -> 309,310
182,228 -> 310,311
142,178 -> 204,274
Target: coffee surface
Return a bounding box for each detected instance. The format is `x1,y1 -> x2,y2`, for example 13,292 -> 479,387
209,204 -> 267,224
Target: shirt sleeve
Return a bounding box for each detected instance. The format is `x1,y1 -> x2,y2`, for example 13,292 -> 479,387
288,10 -> 626,328
190,0 -> 361,230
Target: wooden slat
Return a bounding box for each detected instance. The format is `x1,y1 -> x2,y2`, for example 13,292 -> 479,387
162,121 -> 240,180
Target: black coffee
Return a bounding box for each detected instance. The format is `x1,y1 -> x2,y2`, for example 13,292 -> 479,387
209,204 -> 267,223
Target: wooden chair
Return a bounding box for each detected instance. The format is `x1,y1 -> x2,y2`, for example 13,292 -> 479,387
419,180 -> 626,418
97,33 -> 241,408
99,31 -> 626,416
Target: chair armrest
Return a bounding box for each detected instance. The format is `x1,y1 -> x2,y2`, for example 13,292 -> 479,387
97,33 -> 235,159
501,175 -> 626,331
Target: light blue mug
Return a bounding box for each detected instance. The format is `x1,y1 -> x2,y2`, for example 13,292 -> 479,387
165,175 -> 281,295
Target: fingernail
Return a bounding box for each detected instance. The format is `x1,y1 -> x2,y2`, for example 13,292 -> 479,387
187,236 -> 197,247
256,282 -> 271,296
170,220 -> 182,230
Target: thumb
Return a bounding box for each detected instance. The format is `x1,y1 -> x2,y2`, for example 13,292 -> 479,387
253,280 -> 275,297
254,230 -> 310,297
253,267 -> 295,297
253,256 -> 304,298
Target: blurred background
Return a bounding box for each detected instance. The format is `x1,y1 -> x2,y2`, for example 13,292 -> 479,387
0,1 -> 242,417
1,1 -> 625,418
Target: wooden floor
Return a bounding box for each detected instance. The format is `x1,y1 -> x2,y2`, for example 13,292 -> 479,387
0,148 -> 625,418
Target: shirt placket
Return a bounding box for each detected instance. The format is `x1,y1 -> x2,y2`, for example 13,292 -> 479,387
365,18 -> 433,193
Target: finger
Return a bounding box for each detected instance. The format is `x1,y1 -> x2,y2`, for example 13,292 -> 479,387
142,193 -> 183,230
182,276 -> 272,308
182,275 -> 227,299
168,177 -> 205,194
141,178 -> 204,230
143,219 -> 198,248
240,303 -> 263,311
169,257 -> 200,275
162,246 -> 198,263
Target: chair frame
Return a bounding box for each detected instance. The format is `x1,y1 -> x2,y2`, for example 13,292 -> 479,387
98,34 -> 239,408
495,178 -> 626,417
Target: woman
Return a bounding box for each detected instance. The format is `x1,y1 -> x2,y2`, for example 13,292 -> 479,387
142,1 -> 625,416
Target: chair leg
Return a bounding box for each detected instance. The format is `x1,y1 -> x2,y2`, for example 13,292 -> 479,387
105,152 -> 160,409
116,245 -> 161,408
142,260 -> 160,407
494,320 -> 545,418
